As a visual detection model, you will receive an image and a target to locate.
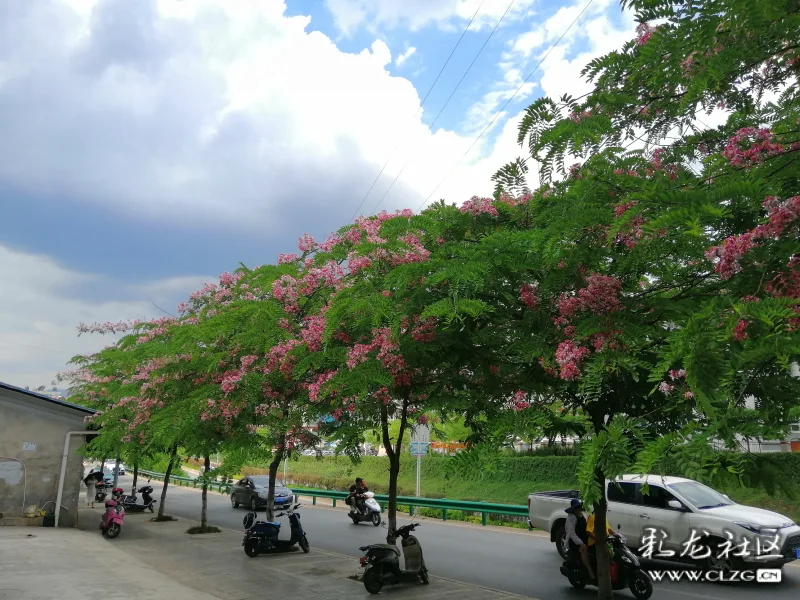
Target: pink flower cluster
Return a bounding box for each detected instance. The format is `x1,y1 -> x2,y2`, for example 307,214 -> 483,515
555,340 -> 590,380
300,315 -> 326,351
308,370 -> 336,402
520,283 -> 539,310
557,274 -> 624,318
77,320 -> 140,335
733,319 -> 750,341
265,339 -> 301,377
298,233 -> 317,252
460,196 -> 499,216
614,201 -> 638,218
570,110 -> 592,123
410,317 -> 437,343
635,23 -> 654,45
569,163 -> 583,179
278,253 -> 300,264
345,327 -> 410,386
272,261 -> 345,311
722,128 -> 784,168
706,196 -> 800,278
511,390 -> 530,411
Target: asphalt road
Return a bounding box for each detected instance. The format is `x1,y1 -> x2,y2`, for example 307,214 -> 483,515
119,477 -> 799,600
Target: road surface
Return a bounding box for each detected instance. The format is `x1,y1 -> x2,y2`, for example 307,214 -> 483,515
120,476 -> 799,599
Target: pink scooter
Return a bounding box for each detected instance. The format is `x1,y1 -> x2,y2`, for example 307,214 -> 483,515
100,499 -> 125,538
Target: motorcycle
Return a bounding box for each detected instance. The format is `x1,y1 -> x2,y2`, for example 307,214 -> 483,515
242,503 -> 309,557
559,533 -> 653,600
347,491 -> 382,526
121,483 -> 157,513
95,481 -> 111,503
99,499 -> 125,539
359,523 -> 429,594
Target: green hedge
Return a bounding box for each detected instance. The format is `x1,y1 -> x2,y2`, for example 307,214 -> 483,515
240,452 -> 800,521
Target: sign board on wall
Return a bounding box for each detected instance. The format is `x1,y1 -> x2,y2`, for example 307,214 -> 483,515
22,442 -> 36,452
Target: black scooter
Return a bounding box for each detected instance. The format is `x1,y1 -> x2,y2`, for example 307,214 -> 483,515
122,483 -> 157,513
359,523 -> 429,594
559,533 -> 653,600
242,503 -> 309,557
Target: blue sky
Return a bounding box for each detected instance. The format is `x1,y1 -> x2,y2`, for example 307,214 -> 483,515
0,0 -> 635,387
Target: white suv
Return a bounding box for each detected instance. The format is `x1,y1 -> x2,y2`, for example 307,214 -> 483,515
529,474 -> 800,570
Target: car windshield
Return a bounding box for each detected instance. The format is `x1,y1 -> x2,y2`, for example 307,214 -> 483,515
668,481 -> 731,509
250,476 -> 283,488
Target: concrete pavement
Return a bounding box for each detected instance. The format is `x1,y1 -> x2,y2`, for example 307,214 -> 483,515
72,503 -> 532,600
124,475 -> 800,600
0,527 -> 221,600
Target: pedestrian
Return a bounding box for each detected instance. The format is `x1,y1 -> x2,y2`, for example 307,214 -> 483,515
83,469 -> 99,508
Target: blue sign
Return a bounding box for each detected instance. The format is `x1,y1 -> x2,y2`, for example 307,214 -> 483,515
318,414 -> 335,424
796,548 -> 800,559
410,442 -> 429,457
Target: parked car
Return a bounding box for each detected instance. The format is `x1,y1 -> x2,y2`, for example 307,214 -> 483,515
529,474 -> 800,571
230,476 -> 294,511
107,462 -> 126,476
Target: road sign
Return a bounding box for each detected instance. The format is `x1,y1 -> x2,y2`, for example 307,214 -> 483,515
411,424 -> 430,444
410,442 -> 429,457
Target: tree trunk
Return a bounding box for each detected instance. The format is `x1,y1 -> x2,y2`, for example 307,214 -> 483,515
157,445 -> 179,519
593,465 -> 613,600
131,461 -> 139,494
381,398 -> 409,544
265,434 -> 285,522
201,454 -> 210,529
99,457 -> 106,472
112,453 -> 121,489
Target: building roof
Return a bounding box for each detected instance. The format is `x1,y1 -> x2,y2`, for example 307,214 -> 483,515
0,381 -> 96,415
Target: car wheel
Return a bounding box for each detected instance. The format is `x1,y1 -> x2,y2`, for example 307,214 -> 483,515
231,495 -> 239,508
250,497 -> 258,512
553,523 -> 568,559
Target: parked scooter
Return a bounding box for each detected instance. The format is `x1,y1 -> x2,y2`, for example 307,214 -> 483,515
242,503 -> 309,557
347,491 -> 382,526
99,499 -> 125,539
559,533 -> 653,600
359,523 -> 429,594
122,483 -> 157,513
95,482 -> 111,503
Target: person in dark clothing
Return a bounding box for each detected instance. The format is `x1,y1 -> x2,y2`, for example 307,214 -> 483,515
565,498 -> 595,580
83,469 -> 104,508
348,478 -> 368,513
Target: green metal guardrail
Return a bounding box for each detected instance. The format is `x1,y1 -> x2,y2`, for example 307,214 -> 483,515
138,469 -> 528,526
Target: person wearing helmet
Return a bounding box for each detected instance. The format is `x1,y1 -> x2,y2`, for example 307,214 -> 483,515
349,478 -> 368,514
565,498 -> 595,581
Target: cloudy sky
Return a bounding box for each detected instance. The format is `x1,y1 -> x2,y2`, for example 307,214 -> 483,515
0,0 -> 636,388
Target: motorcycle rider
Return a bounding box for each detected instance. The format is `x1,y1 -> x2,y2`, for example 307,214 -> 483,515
565,498 -> 595,581
587,509 -> 616,568
349,478 -> 368,514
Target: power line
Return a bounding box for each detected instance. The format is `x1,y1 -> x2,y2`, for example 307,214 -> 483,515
369,0 -> 517,216
0,339 -> 64,353
418,0 -> 596,211
347,1 -> 487,224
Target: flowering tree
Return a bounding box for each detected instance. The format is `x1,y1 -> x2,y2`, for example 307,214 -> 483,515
483,1 -> 800,596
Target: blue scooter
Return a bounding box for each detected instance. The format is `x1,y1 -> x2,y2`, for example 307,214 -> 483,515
242,502 -> 309,557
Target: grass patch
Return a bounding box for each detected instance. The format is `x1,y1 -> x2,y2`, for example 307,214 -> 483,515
187,525 -> 221,534
151,515 -> 178,522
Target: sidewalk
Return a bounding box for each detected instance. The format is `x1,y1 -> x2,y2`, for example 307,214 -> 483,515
0,527 -> 220,600
40,507 -> 533,600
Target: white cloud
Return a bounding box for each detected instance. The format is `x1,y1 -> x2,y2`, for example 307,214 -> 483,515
464,0 -> 634,151
0,245 -> 212,389
0,0 -> 523,232
395,46 -> 417,68
324,0 -> 537,34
